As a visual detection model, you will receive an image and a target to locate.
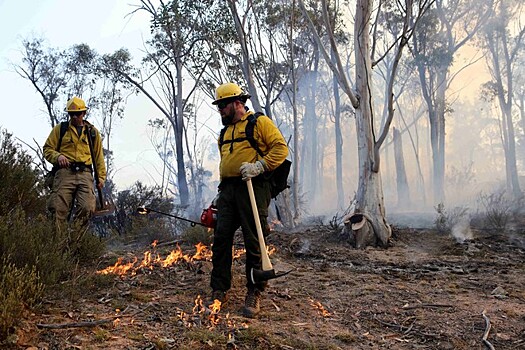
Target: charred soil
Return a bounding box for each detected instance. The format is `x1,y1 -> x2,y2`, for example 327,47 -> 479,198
10,225 -> 525,349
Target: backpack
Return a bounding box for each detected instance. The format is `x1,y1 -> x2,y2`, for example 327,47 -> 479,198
44,121 -> 69,189
219,112 -> 292,198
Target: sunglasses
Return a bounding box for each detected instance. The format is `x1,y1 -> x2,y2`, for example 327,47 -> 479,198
217,99 -> 236,110
68,111 -> 83,117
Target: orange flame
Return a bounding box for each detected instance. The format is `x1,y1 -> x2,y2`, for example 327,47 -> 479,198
97,242 -> 246,276
97,257 -> 137,275
310,298 -> 331,317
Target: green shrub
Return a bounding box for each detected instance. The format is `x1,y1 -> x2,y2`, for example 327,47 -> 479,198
0,258 -> 44,341
181,225 -> 213,245
124,215 -> 175,244
0,130 -> 46,217
0,128 -> 108,342
1,208 -> 69,285
114,181 -> 174,235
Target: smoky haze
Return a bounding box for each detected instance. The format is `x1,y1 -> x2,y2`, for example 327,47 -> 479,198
300,2 -> 525,231
2,1 -> 525,232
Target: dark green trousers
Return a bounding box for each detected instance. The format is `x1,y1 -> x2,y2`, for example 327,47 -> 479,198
211,177 -> 271,292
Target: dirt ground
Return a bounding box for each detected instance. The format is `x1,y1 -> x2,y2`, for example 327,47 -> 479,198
8,219 -> 525,349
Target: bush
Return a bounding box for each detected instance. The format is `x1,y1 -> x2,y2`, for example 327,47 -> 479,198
125,215 -> 176,244
0,130 -> 46,217
181,225 -> 213,246
434,203 -> 469,233
476,190 -> 513,231
114,181 -> 175,235
0,207 -> 105,285
0,130 -> 106,342
0,258 -> 43,341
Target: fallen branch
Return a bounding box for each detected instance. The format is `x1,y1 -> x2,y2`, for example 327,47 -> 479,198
154,239 -> 184,248
481,310 -> 495,350
402,303 -> 454,310
373,316 -> 440,338
37,319 -> 113,329
36,304 -> 150,329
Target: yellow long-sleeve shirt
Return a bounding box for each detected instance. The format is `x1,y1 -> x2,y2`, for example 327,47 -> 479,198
218,112 -> 288,180
43,121 -> 106,183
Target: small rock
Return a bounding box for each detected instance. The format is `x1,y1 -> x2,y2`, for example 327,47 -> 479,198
491,286 -> 508,299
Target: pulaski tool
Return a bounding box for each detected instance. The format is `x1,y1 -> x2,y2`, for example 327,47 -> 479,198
246,178 -> 292,284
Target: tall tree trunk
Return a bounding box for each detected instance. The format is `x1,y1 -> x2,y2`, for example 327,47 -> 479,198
353,0 -> 390,247
227,0 -> 263,112
304,47 -> 320,202
500,103 -> 521,199
333,55 -> 344,210
291,0 -> 300,224
175,59 -> 189,207
393,127 -> 410,208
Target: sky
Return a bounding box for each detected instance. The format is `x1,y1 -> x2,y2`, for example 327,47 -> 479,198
0,0 -> 220,191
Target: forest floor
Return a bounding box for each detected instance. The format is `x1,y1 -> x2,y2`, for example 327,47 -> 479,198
8,215 -> 525,349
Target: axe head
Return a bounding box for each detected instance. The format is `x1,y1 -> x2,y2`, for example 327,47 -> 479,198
250,267 -> 293,284
92,202 -> 116,217
92,195 -> 116,217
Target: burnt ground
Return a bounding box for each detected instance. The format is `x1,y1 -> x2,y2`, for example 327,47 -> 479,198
8,222 -> 525,349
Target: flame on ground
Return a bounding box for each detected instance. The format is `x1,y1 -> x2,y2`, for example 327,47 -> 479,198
310,298 -> 331,317
97,242 -> 243,276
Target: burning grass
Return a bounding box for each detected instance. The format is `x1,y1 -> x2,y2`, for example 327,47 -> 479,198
97,241 -> 245,277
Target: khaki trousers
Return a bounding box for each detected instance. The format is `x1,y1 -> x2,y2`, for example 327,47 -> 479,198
47,168 -> 96,225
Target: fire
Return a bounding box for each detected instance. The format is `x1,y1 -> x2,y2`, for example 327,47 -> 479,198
96,242 -> 245,276
98,257 -> 137,275
310,298 -> 331,317
269,219 -> 282,231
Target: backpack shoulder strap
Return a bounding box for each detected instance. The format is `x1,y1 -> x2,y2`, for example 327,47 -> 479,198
56,121 -> 69,151
218,126 -> 227,148
246,112 -> 264,157
218,112 -> 265,157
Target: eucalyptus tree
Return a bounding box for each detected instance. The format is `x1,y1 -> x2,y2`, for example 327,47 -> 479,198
516,54 -> 525,167
121,0 -> 224,209
15,38 -> 126,184
410,0 -> 494,204
480,0 -> 525,200
299,0 -> 433,247
199,1 -> 315,225
95,49 -> 135,181
14,38 -> 93,127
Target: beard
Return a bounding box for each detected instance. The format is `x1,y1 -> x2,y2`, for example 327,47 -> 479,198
221,110 -> 235,126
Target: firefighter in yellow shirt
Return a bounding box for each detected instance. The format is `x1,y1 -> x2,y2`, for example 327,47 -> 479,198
209,83 -> 288,318
43,97 -> 106,237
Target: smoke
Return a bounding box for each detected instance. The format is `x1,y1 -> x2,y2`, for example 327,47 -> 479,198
450,217 -> 473,243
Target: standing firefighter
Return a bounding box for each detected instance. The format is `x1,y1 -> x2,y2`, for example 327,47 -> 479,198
210,82 -> 288,318
43,96 -> 106,240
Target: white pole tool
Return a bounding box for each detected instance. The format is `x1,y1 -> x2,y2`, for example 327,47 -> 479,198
246,178 -> 292,283
246,178 -> 273,271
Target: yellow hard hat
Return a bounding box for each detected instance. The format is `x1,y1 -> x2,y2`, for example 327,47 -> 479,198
212,83 -> 251,105
65,96 -> 88,112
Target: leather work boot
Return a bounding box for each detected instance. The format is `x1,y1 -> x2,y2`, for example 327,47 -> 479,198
242,288 -> 261,318
210,290 -> 228,305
